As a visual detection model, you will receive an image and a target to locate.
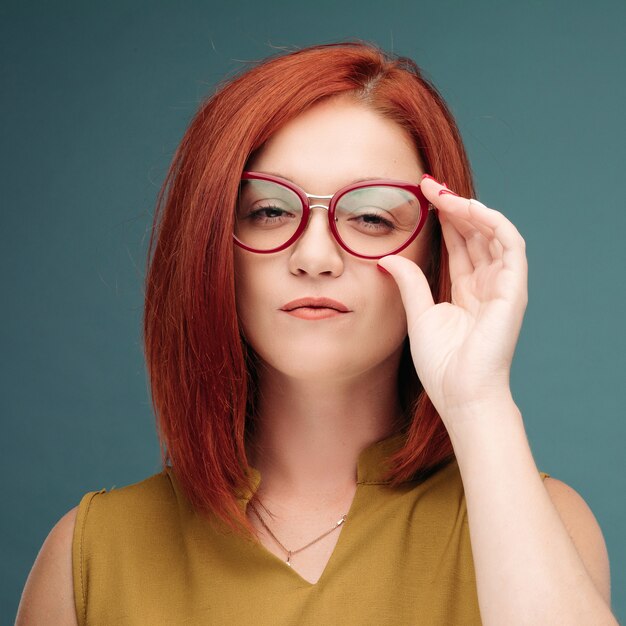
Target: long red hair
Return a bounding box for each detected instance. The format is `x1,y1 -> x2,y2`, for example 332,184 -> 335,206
143,40 -> 475,539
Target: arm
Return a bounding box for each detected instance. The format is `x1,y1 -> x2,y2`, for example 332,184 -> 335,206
15,506 -> 79,626
445,397 -> 615,625
543,474 -> 612,606
378,175 -> 617,624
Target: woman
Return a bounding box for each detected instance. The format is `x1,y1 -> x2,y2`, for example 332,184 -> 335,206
16,41 -> 616,625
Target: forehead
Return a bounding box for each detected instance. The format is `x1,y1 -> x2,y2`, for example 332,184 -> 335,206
246,97 -> 423,195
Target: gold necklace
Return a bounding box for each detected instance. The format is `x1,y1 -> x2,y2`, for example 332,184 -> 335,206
248,500 -> 348,567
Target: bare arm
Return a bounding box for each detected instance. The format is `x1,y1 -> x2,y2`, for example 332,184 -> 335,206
447,399 -> 616,626
15,506 -> 79,626
543,475 -> 612,607
379,176 -> 617,624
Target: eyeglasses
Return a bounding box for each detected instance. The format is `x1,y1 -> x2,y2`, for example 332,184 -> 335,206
233,171 -> 435,260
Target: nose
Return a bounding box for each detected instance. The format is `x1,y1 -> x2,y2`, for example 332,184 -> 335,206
288,204 -> 345,277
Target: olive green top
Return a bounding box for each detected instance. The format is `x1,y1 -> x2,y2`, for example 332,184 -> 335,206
72,433 -> 550,625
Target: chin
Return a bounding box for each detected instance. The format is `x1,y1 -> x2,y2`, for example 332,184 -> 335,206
257,342 -> 398,382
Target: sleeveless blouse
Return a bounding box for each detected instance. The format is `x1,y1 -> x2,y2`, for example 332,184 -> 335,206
72,433 -> 550,625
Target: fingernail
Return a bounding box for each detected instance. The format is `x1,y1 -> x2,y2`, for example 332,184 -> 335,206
377,264 -> 391,276
438,189 -> 459,197
421,173 -> 440,184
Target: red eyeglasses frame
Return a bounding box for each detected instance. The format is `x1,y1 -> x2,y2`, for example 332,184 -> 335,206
233,170 -> 435,260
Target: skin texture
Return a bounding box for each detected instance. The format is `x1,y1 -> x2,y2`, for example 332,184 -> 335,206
380,177 -> 615,622
235,95 -> 433,500
15,506 -> 79,626
234,94 -> 616,618
233,95 -> 438,584
15,95 -> 615,623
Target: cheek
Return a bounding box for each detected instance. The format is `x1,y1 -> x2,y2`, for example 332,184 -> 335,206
401,232 -> 431,270
233,251 -> 411,367
233,254 -> 260,328
233,255 -> 283,349
363,268 -> 409,341
380,280 -> 409,336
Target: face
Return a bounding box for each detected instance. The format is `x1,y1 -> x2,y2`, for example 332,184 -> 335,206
233,95 -> 432,383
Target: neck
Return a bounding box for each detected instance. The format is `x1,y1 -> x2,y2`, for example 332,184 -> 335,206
246,352 -> 405,501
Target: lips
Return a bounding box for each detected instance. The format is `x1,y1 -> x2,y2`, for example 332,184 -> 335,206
280,297 -> 350,312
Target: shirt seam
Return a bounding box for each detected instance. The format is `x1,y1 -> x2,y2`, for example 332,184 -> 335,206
79,489 -> 106,626
357,479 -> 395,485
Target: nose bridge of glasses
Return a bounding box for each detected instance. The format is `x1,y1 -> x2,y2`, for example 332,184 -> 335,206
304,191 -> 333,211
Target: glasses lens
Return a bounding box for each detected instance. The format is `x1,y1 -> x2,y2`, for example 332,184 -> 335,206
235,179 -> 423,256
235,179 -> 303,251
335,186 -> 422,256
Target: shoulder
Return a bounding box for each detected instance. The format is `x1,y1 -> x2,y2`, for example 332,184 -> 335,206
16,471 -> 173,626
542,476 -> 612,605
15,506 -> 79,626
83,470 -> 175,514
75,470 -> 178,545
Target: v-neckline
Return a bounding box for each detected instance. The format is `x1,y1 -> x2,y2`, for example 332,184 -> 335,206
164,433 -> 459,589
248,481 -> 362,587
240,432 -> 409,587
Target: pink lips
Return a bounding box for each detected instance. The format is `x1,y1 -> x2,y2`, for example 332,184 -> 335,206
280,297 -> 351,320
280,297 -> 350,313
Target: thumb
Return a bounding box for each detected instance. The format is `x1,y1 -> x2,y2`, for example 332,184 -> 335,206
377,255 -> 436,326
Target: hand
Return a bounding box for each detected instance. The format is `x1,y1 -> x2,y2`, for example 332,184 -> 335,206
377,175 -> 528,422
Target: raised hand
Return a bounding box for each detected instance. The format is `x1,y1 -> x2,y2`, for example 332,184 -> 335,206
377,174 -> 528,424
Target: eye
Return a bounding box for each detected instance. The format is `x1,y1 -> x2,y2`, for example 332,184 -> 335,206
347,211 -> 396,232
239,202 -> 301,232
248,204 -> 294,221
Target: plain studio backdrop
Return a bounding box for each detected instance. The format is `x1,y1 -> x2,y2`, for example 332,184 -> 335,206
1,0 -> 624,622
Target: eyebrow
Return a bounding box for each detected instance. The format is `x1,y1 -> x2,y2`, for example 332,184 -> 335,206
256,170 -> 384,188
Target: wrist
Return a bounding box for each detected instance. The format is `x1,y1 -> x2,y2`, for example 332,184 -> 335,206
439,391 -> 521,444
439,388 -> 516,422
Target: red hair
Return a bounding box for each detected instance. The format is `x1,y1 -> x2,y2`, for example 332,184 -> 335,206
143,40 -> 475,539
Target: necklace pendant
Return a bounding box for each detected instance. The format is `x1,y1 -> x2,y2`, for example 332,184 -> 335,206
286,551 -> 292,567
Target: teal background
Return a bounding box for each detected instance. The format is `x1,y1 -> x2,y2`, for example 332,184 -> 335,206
2,0 -> 624,622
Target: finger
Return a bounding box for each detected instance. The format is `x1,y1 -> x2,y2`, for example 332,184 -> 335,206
421,176 -> 523,272
437,193 -> 496,241
464,199 -> 527,274
376,254 -> 435,322
448,199 -> 524,274
420,176 -> 494,240
489,237 -> 504,260
422,175 -> 494,269
437,189 -> 522,257
442,210 -> 494,267
438,211 -> 475,276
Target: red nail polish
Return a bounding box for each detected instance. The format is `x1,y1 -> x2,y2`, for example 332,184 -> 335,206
438,189 -> 459,197
377,264 -> 391,276
421,173 -> 439,183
